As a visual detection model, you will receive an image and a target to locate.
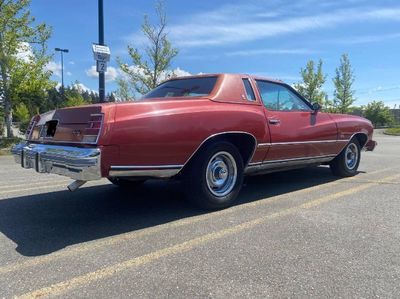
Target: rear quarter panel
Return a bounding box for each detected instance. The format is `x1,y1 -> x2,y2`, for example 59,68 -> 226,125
109,99 -> 268,166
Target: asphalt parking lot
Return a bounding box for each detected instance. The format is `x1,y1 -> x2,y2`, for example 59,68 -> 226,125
0,131 -> 399,298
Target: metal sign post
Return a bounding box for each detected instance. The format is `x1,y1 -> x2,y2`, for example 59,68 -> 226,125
98,0 -> 105,102
92,42 -> 110,102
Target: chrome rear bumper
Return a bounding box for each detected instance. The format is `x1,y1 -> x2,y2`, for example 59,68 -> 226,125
11,142 -> 101,181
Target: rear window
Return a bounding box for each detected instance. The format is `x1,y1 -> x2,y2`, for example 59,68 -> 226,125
143,77 -> 217,99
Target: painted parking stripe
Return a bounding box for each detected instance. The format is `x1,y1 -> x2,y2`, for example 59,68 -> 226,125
0,166 -> 397,276
15,173 -> 400,299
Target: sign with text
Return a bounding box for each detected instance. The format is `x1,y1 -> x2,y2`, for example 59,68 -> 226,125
92,44 -> 110,62
96,61 -> 107,73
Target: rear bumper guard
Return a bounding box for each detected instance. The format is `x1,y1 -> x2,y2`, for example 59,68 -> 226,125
11,142 -> 101,181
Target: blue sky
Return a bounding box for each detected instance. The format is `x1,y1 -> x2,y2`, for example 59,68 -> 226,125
31,0 -> 400,107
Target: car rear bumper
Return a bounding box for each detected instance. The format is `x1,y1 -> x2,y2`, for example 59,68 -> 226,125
364,140 -> 377,151
11,142 -> 102,181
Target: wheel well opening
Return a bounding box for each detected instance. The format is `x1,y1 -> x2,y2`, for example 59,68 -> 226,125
183,133 -> 257,171
353,133 -> 368,148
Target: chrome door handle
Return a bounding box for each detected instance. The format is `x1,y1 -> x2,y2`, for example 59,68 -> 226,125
268,119 -> 280,125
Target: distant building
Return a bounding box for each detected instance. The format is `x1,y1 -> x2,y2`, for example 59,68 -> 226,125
391,109 -> 400,123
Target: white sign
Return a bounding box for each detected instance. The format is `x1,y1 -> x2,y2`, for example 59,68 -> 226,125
92,44 -> 111,62
96,61 -> 107,73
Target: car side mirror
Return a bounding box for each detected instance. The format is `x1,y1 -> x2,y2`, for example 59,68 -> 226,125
311,102 -> 321,114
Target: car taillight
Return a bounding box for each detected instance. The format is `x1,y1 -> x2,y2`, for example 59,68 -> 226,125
82,113 -> 104,143
25,115 -> 40,139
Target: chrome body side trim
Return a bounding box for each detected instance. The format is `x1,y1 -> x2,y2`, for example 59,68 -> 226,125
11,142 -> 101,181
110,165 -> 183,170
257,143 -> 271,148
108,165 -> 182,178
256,139 -> 347,148
245,155 -> 336,175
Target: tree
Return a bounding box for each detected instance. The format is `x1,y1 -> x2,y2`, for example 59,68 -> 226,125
13,101 -> 29,133
117,1 -> 178,99
363,100 -> 394,128
62,86 -> 88,108
294,59 -> 327,106
0,0 -> 52,137
331,54 -> 356,113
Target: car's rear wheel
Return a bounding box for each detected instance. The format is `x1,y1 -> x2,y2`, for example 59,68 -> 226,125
330,138 -> 361,177
184,142 -> 244,210
108,177 -> 146,188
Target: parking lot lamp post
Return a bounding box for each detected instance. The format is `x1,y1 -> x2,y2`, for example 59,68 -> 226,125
55,48 -> 69,96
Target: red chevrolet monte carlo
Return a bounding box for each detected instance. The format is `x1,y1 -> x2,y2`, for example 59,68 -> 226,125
12,74 -> 377,209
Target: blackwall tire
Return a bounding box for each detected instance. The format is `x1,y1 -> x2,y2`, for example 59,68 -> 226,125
183,141 -> 244,210
330,138 -> 361,177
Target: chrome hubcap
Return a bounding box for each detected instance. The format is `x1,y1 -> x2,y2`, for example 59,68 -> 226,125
345,143 -> 359,170
206,151 -> 237,197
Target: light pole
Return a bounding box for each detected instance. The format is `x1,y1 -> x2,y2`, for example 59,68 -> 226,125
55,48 -> 69,96
98,0 -> 105,102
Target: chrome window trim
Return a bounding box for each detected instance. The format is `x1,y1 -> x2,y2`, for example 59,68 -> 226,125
242,78 -> 256,102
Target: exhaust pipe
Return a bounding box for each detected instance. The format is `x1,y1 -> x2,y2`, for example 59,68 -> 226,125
67,180 -> 87,192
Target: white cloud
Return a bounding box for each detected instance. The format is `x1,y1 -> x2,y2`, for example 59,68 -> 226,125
68,61 -> 75,65
88,64 -> 192,84
366,85 -> 400,95
16,42 -> 34,62
45,61 -> 62,77
325,32 -> 400,45
85,65 -> 119,82
73,82 -> 96,94
165,6 -> 400,47
170,67 -> 191,78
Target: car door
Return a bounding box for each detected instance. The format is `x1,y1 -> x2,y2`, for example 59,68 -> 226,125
255,80 -> 338,162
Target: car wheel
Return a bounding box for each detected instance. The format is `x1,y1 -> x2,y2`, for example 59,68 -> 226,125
184,141 -> 244,210
108,177 -> 146,188
330,138 -> 361,177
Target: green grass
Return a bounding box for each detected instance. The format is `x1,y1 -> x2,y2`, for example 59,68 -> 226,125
0,137 -> 23,155
384,127 -> 400,136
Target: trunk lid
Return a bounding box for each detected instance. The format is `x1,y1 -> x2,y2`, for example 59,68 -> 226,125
27,104 -> 114,145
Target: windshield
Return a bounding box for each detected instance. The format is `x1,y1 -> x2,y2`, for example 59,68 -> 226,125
143,77 -> 217,99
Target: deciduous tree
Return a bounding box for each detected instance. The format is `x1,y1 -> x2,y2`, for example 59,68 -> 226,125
117,1 -> 178,99
363,100 -> 394,128
294,59 -> 327,106
332,54 -> 356,113
0,0 -> 52,137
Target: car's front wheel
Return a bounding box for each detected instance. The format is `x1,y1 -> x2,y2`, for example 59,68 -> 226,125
184,142 -> 244,210
330,138 -> 361,177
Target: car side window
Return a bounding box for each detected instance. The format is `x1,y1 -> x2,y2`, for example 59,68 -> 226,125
256,80 -> 311,111
242,78 -> 256,101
